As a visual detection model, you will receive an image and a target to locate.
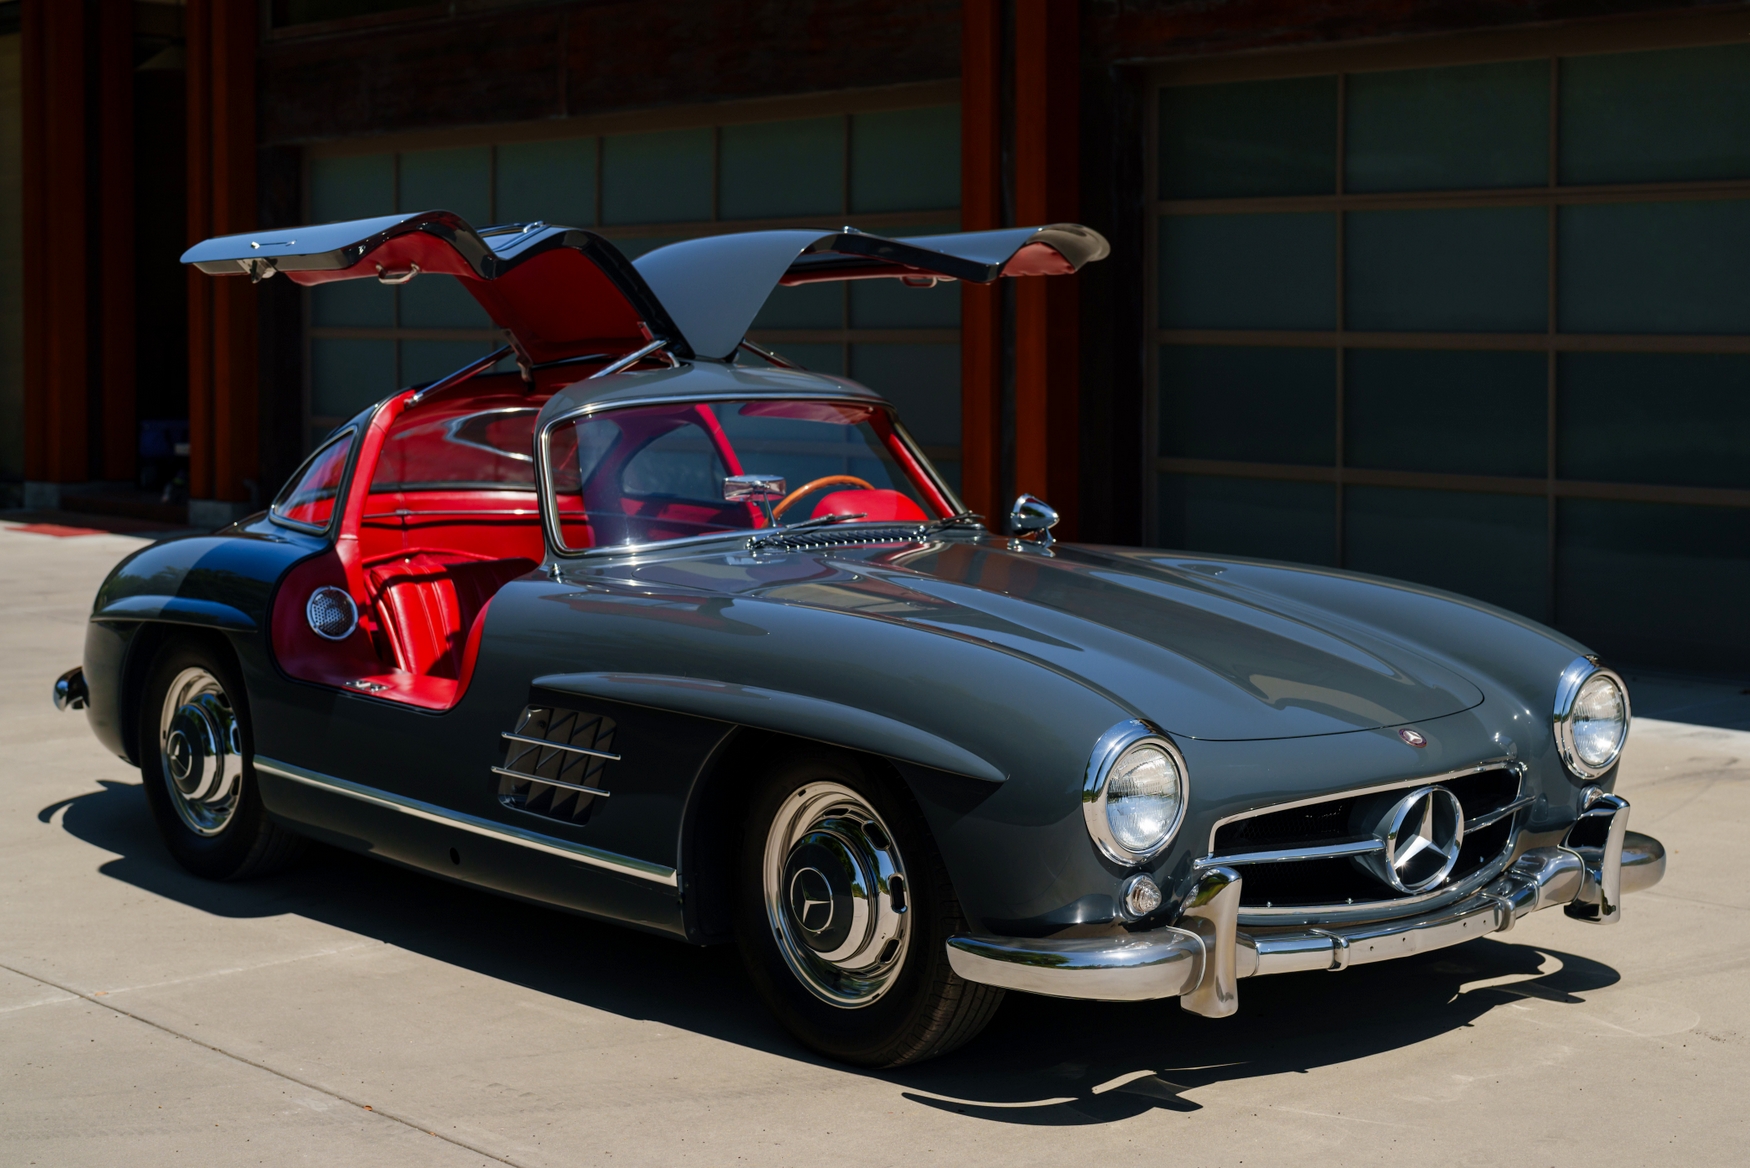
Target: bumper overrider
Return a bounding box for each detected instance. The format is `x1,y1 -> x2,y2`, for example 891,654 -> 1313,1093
946,793 -> 1665,1015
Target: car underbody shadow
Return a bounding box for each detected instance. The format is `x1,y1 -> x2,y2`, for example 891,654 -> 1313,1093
887,932 -> 1619,1123
43,779 -> 1622,1121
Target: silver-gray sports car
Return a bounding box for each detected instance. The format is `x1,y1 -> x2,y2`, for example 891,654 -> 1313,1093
54,210 -> 1663,1066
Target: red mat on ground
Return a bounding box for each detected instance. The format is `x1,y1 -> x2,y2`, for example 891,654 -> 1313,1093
6,523 -> 107,538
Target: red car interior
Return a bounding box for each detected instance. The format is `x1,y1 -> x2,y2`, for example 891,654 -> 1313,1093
272,377 -> 946,711
285,229 -> 651,366
271,376 -> 559,710
810,489 -> 927,522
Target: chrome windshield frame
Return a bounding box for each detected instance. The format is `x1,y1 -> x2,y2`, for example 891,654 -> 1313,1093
535,391 -> 968,560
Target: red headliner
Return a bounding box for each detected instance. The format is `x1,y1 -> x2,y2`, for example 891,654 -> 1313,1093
286,235 -> 650,364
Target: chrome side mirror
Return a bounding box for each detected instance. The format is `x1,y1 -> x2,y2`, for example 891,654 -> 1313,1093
725,474 -> 787,527
1009,493 -> 1059,548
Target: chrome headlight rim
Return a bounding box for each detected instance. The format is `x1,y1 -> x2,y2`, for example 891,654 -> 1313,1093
1082,719 -> 1189,866
1552,656 -> 1631,780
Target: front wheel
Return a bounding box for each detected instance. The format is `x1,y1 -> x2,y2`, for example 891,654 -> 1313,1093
138,638 -> 304,880
734,752 -> 1003,1066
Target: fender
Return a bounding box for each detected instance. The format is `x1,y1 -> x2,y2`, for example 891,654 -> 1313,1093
93,594 -> 257,631
534,671 -> 1007,785
82,523 -> 328,763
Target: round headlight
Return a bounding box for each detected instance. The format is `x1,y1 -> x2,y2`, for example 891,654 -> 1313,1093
1553,658 -> 1630,779
1083,722 -> 1188,864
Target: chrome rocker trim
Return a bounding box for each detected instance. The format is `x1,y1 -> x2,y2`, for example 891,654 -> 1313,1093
947,797 -> 1662,1015
254,756 -> 678,887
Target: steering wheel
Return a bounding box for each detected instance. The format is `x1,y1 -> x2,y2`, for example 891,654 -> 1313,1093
772,475 -> 875,519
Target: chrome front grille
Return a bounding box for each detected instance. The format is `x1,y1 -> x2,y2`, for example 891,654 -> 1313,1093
493,705 -> 619,826
1206,764 -> 1528,919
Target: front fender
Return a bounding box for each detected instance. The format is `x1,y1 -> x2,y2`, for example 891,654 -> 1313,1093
536,672 -> 1007,784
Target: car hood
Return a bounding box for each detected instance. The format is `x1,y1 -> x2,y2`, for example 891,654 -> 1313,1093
621,537 -> 1486,742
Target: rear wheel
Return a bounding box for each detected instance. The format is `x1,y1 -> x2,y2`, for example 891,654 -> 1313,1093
734,751 -> 1003,1066
138,639 -> 304,880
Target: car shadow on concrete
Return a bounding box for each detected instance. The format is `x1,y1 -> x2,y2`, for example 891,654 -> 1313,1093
43,778 -> 1621,1125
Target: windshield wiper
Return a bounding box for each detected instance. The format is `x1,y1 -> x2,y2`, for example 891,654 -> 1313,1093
749,509 -> 981,550
749,512 -> 867,547
926,511 -> 985,532
779,511 -> 867,532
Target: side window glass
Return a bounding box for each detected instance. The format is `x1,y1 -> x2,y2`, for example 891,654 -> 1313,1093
549,419 -> 622,498
272,431 -> 354,529
621,422 -> 728,501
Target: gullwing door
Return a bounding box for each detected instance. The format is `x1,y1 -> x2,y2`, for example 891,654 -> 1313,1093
181,210 -> 682,368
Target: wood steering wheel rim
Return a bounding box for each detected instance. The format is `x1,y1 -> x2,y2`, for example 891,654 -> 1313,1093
772,475 -> 876,518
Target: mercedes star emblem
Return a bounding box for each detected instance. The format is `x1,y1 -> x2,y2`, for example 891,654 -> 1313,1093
1357,785 -> 1465,894
1399,727 -> 1427,748
789,866 -> 835,934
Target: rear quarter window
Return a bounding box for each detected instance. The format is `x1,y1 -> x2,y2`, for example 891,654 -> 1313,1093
271,430 -> 355,530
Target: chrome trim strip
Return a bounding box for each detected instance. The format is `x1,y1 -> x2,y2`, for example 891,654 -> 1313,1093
1465,793 -> 1536,833
255,757 -> 674,886
1241,894 -> 1507,978
500,731 -> 621,762
1197,837 -> 1383,869
1204,758 -> 1521,853
489,765 -> 611,798
1233,841 -> 1520,925
364,509 -> 542,520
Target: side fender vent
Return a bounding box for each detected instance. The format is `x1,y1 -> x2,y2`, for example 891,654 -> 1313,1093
494,705 -> 618,826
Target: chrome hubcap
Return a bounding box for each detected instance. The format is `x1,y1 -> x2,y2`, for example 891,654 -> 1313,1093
762,783 -> 910,1007
158,667 -> 243,836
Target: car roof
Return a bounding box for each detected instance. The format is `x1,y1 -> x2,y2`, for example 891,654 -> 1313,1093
534,358 -> 888,431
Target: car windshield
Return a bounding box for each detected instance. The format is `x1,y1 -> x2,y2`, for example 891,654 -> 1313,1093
545,399 -> 946,551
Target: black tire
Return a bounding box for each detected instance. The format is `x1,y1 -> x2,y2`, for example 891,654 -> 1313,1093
734,750 -> 1003,1067
138,637 -> 305,880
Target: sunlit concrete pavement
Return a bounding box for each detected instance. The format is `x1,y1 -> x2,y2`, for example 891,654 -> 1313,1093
2,520 -> 1747,1168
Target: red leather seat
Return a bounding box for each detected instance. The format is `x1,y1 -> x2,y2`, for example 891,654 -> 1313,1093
811,489 -> 928,523
365,552 -> 535,679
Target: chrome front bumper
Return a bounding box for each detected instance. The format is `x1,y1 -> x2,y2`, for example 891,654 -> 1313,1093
947,797 -> 1663,1016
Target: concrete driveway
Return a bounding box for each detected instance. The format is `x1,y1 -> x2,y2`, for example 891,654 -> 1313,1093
3,521 -> 1746,1166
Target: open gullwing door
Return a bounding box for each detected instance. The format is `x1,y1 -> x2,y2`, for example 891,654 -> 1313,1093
183,213 -> 1109,366
180,211 -> 682,367
632,224 -> 1109,359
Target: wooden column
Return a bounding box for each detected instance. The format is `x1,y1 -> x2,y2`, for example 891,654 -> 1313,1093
186,0 -> 258,506
99,0 -> 136,482
1013,0 -> 1080,537
21,0 -> 89,486
185,0 -> 213,500
210,0 -> 258,505
959,0 -> 1003,521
